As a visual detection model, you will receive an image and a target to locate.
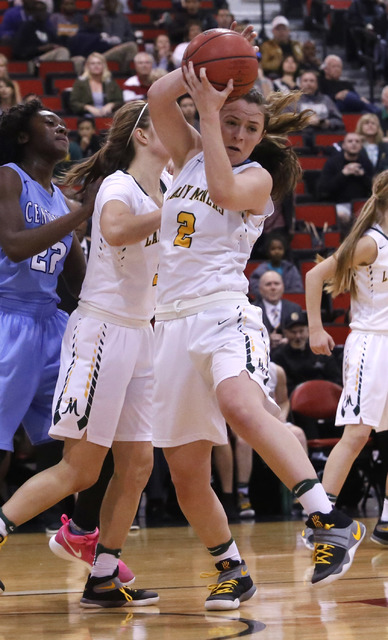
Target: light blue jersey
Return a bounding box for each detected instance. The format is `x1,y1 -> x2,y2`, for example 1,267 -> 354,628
0,163 -> 73,450
0,163 -> 72,313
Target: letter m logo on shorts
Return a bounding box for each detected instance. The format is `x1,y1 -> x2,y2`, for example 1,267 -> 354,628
62,397 -> 80,417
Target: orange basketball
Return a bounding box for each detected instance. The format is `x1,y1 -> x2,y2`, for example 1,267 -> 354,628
182,29 -> 258,99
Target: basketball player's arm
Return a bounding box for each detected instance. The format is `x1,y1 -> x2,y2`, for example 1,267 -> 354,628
305,255 -> 337,356
349,235 -> 377,267
182,65 -> 273,212
61,233 -> 87,298
0,167 -> 96,263
148,68 -> 202,171
100,200 -> 162,246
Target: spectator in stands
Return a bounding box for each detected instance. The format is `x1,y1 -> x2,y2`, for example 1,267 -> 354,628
161,0 -> 217,47
317,131 -> 374,233
249,233 -> 304,300
380,84 -> 388,138
273,55 -> 300,93
214,3 -> 234,29
123,51 -> 154,102
260,16 -> 303,78
271,310 -> 342,395
90,0 -> 137,73
299,39 -> 321,73
296,70 -> 345,148
12,0 -> 83,75
69,11 -> 137,72
319,54 -> 380,114
69,51 -> 123,116
348,0 -> 385,60
355,113 -> 388,174
0,78 -> 19,114
172,19 -> 203,68
151,34 -> 176,73
250,192 -> 296,260
177,93 -> 200,131
252,270 -> 302,350
49,0 -> 85,47
73,114 -> 103,157
0,54 -> 22,103
0,0 -> 36,44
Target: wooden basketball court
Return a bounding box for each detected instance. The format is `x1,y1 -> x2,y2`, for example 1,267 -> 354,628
1,517 -> 387,639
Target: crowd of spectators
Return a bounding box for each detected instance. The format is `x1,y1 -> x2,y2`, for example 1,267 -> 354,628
1,0 -> 387,524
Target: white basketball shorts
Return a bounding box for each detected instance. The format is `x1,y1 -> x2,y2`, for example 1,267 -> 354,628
152,301 -> 279,448
49,310 -> 154,446
336,331 -> 388,431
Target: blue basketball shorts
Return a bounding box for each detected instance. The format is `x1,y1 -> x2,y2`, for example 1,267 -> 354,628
0,306 -> 68,451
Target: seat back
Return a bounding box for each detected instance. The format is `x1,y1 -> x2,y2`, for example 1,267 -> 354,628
291,380 -> 342,419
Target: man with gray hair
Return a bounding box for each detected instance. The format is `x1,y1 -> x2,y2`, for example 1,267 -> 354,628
319,54 -> 379,113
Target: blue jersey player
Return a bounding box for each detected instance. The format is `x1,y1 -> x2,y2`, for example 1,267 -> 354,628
0,101 -> 96,512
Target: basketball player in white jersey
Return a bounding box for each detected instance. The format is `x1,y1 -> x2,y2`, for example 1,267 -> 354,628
301,169 -> 388,550
147,24 -> 365,610
0,101 -> 170,607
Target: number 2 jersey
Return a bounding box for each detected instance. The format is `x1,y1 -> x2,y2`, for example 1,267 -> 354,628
0,163 -> 72,310
156,151 -> 274,307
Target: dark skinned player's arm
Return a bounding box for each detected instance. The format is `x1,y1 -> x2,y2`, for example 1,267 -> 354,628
0,167 -> 97,262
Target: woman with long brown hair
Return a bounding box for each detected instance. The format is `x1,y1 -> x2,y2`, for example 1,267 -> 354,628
147,25 -> 365,609
0,100 -> 170,607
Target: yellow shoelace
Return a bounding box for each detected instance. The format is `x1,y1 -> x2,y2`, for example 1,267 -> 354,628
207,579 -> 239,595
313,543 -> 335,565
119,587 -> 134,602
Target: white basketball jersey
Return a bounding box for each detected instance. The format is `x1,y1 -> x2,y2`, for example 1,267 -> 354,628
350,225 -> 388,332
80,169 -> 171,321
156,151 -> 274,306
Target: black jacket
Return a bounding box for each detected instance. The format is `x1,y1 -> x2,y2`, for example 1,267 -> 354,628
317,149 -> 374,202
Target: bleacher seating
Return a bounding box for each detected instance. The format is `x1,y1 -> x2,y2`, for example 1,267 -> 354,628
295,203 -> 337,228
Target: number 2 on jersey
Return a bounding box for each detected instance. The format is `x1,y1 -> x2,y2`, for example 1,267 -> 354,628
173,211 -> 196,248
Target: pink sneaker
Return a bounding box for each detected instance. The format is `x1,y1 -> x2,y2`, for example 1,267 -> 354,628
49,514 -> 135,585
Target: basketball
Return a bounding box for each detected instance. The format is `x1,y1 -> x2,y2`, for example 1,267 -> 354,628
182,29 -> 258,99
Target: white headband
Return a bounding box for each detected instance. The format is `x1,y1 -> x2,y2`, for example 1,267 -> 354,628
127,103 -> 148,146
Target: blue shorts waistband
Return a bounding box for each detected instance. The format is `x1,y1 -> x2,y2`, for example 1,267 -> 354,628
0,296 -> 58,318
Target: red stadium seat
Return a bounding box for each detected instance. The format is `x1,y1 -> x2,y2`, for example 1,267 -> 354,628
295,203 -> 337,228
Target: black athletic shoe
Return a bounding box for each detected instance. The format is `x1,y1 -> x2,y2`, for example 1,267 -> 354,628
204,558 -> 256,610
80,567 -> 159,608
306,508 -> 366,586
371,519 -> 388,546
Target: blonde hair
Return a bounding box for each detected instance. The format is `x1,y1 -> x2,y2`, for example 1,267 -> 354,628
326,169 -> 388,297
355,113 -> 383,144
80,52 -> 112,82
64,100 -> 149,190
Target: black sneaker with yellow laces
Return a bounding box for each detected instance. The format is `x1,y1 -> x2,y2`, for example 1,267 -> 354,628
371,519 -> 388,546
80,566 -> 159,608
306,508 -> 366,586
204,558 -> 256,610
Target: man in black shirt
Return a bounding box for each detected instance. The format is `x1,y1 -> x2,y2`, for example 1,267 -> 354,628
271,310 -> 342,396
319,54 -> 379,114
